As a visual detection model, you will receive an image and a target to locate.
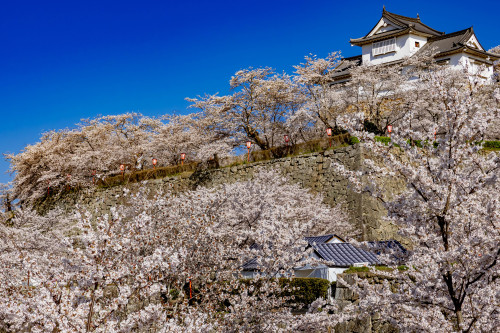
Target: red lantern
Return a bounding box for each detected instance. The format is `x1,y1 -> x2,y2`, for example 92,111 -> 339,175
246,141 -> 252,162
180,153 -> 186,166
152,158 -> 157,169
284,135 -> 289,143
326,128 -> 333,147
189,277 -> 192,299
387,125 -> 393,133
120,164 -> 125,171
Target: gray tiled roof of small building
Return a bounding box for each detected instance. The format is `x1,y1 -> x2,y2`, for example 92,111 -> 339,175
241,257 -> 260,270
305,234 -> 334,245
313,243 -> 380,267
305,234 -> 347,245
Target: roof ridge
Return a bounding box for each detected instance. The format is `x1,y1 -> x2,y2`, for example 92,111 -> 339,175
429,27 -> 472,42
383,9 -> 444,35
384,10 -> 421,23
458,26 -> 474,44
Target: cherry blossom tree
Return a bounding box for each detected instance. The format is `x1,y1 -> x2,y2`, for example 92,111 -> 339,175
187,67 -> 304,152
6,112 -> 236,206
0,182 -> 12,213
0,171 -> 351,332
293,52 -> 349,134
346,60 -> 410,135
336,67 -> 500,332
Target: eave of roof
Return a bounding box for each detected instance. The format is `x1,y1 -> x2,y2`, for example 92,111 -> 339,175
331,59 -> 405,81
350,28 -> 410,46
420,27 -> 500,61
351,8 -> 444,46
435,48 -> 500,62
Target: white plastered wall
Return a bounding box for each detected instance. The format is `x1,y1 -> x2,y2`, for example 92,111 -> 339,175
436,53 -> 494,80
293,266 -> 347,282
362,34 -> 428,65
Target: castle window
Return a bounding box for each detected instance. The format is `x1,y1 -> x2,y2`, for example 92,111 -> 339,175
436,58 -> 450,66
372,38 -> 396,56
415,41 -> 420,47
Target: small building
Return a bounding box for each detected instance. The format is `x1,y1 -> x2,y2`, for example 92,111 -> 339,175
241,234 -> 380,282
332,7 -> 500,82
294,237 -> 380,282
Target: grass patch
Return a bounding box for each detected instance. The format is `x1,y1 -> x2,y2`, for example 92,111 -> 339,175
343,265 -> 394,274
374,136 -> 392,145
97,163 -> 199,188
481,141 -> 500,151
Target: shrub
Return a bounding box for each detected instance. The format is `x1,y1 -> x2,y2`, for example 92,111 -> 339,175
343,265 -> 393,274
279,278 -> 331,305
238,278 -> 330,307
374,136 -> 391,145
343,266 -> 370,274
483,141 -> 500,150
349,136 -> 360,145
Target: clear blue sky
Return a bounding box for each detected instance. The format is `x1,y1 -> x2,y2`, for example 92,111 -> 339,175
0,0 -> 498,185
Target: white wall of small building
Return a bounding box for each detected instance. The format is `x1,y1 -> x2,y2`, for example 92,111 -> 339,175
362,34 -> 428,65
294,266 -> 347,282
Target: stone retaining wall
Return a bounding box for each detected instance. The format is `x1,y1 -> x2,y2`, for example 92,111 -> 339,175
38,144 -> 404,241
333,272 -> 398,333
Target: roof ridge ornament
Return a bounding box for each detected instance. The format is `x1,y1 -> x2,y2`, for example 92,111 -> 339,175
417,13 -> 420,20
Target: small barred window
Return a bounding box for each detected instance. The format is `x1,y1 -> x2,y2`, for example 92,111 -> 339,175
372,38 -> 396,56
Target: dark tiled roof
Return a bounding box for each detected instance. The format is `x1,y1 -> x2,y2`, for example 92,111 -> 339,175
241,257 -> 259,270
350,28 -> 410,45
305,234 -> 334,245
383,10 -> 443,36
419,27 -> 500,61
350,9 -> 443,46
331,55 -> 362,79
305,233 -> 346,245
313,243 -> 380,267
420,27 -> 472,54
